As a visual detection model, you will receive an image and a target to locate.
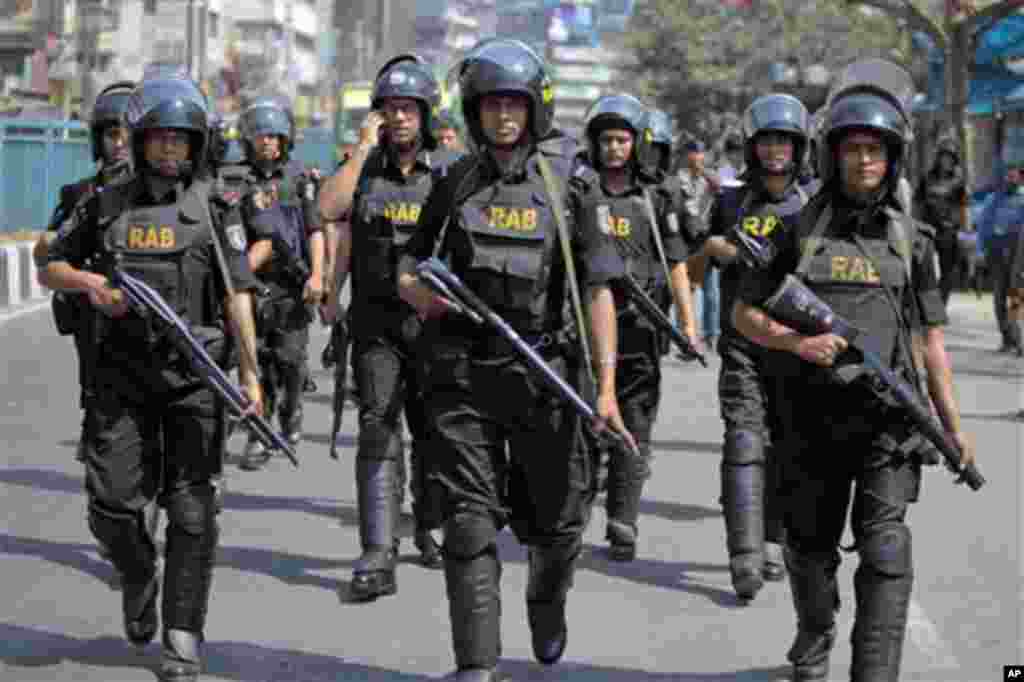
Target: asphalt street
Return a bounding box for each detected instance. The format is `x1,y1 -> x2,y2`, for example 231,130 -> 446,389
0,293 -> 1019,681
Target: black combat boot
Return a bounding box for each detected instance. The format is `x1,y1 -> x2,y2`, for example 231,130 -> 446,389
786,549 -> 840,682
160,629 -> 202,682
526,545 -> 578,665
350,459 -> 399,601
123,566 -> 160,647
605,448 -> 647,562
415,528 -> 443,569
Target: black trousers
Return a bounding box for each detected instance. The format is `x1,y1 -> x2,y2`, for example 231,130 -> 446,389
991,238 -> 1022,348
85,354 -> 223,634
256,294 -> 310,429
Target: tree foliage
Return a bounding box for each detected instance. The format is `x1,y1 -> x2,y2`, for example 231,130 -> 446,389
626,0 -> 909,150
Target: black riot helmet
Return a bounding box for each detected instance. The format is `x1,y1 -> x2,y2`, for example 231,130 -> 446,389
742,93 -> 809,177
646,108 -> 674,173
239,95 -> 295,169
90,80 -> 134,162
124,75 -> 210,179
453,38 -> 555,149
372,53 -> 442,150
819,58 -> 914,193
583,94 -> 653,170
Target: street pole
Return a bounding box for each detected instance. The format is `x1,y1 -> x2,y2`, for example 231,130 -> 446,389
186,0 -> 194,78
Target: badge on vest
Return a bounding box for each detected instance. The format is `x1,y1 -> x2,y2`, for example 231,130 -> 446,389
666,213 -> 680,234
742,214 -> 779,238
127,224 -> 176,249
225,223 -> 247,252
487,206 -> 537,232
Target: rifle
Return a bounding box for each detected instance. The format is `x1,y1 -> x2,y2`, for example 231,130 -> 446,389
619,273 -> 707,367
416,257 -> 638,457
763,274 -> 984,491
322,309 -> 352,461
110,269 -> 299,467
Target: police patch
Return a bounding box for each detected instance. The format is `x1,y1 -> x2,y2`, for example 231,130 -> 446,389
225,223 -> 247,252
596,204 -> 611,235
666,213 -> 680,234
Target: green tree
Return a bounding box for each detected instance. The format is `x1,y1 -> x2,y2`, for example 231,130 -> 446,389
627,0 -> 906,150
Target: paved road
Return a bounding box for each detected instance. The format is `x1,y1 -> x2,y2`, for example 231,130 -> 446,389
0,294 -> 1018,681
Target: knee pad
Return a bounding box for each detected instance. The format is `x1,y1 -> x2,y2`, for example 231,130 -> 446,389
443,511 -> 498,561
164,485 -> 218,539
723,429 -> 765,466
357,424 -> 402,461
858,523 -> 912,579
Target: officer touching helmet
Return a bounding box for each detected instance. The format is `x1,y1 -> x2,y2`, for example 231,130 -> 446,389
690,92 -> 817,601
397,39 -> 634,681
39,74 -> 263,682
317,52 -> 456,598
236,95 -> 325,469
579,94 -> 697,562
733,60 -> 976,681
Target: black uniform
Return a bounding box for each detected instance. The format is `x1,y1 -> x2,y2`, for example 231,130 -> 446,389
243,158 -> 319,444
915,142 -> 965,305
584,172 -> 689,554
346,144 -> 457,594
708,179 -> 811,594
405,133 -> 624,673
737,190 -> 945,680
44,174 -> 259,658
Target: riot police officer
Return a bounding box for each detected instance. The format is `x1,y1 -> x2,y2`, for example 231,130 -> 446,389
579,95 -> 697,561
39,74 -> 264,682
397,39 -> 634,682
733,60 -> 976,682
915,138 -> 966,305
34,80 -> 135,461
318,53 -> 456,597
691,92 -> 816,600
209,116 -> 248,205
237,95 -> 325,469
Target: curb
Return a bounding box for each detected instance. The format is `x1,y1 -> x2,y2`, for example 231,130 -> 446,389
0,240 -> 51,310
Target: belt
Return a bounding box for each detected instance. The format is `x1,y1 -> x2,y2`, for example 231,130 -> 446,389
474,328 -> 570,359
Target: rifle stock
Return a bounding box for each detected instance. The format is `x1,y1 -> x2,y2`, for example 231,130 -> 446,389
764,274 -> 984,491
111,269 -> 299,467
416,258 -> 637,456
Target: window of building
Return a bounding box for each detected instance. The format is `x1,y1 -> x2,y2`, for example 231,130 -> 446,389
144,0 -> 157,15
208,11 -> 219,38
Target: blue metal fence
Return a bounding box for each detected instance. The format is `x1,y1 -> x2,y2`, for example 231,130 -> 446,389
0,120 -> 337,233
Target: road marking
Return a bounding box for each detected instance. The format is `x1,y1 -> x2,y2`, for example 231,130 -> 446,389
907,599 -> 961,670
0,299 -> 49,327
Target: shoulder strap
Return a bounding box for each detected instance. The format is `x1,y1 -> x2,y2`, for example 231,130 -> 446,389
536,153 -> 595,388
188,178 -> 237,299
883,207 -> 914,281
795,202 -> 833,277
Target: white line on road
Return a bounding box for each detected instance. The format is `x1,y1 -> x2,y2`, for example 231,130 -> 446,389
0,299 -> 49,327
907,599 -> 961,670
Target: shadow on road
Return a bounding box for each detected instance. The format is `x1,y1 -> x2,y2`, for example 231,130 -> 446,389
0,622 -> 435,681
0,533 -> 118,587
961,410 -> 1022,423
0,466 -> 84,494
649,439 -> 721,455
499,658 -> 790,681
637,498 -> 721,523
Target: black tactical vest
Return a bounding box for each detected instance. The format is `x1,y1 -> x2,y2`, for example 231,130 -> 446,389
457,164 -> 558,331
351,153 -> 436,303
582,188 -> 661,311
797,204 -> 909,365
246,160 -> 311,279
103,181 -> 218,336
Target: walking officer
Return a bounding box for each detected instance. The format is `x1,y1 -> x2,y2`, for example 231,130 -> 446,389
689,92 -> 816,600
733,59 -> 976,681
579,94 -> 697,561
397,38 -> 634,681
39,73 -> 264,682
317,53 -> 457,597
209,116 -> 249,205
34,80 -> 135,461
237,95 -> 325,469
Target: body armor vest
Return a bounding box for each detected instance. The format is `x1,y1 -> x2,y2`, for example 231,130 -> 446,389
457,167 -> 558,331
798,209 -> 909,365
102,181 -> 218,342
246,160 -> 311,284
351,158 -> 435,303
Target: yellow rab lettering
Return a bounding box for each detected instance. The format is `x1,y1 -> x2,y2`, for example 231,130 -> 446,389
488,207 -> 538,232
831,255 -> 880,283
383,202 -> 423,226
127,225 -> 175,249
608,216 -> 631,238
